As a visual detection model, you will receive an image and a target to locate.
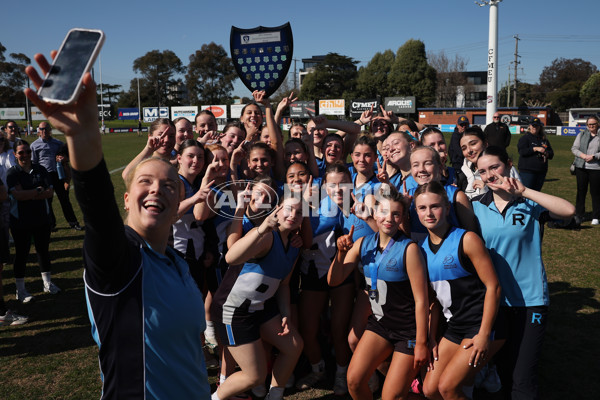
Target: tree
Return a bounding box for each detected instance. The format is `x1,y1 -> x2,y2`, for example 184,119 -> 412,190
538,58 -> 598,111
388,39 -> 437,107
546,81 -> 582,111
99,83 -> 122,105
186,42 -> 236,105
355,50 -> 395,99
428,50 -> 470,108
539,58 -> 597,92
132,50 -> 185,107
580,72 -> 600,108
299,53 -> 358,102
0,44 -> 30,107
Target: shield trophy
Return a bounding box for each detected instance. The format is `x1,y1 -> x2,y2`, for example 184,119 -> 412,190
230,22 -> 293,98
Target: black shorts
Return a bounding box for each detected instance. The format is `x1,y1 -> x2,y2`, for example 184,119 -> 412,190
215,298 -> 280,346
366,315 -> 416,355
443,306 -> 507,344
300,267 -> 355,291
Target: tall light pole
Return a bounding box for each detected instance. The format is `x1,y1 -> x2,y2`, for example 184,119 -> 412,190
476,0 -> 502,125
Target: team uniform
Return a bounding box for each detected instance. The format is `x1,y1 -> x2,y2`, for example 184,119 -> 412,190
472,190 -> 550,400
299,196 -> 354,291
419,226 -> 504,344
408,184 -> 461,243
172,175 -> 205,287
359,232 -> 417,354
212,231 -> 300,346
75,159 -> 209,400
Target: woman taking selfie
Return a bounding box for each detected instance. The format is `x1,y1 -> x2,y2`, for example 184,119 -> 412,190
25,53 -> 211,399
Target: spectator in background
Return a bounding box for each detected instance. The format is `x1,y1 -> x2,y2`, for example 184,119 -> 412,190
0,175 -> 28,325
30,122 -> 83,231
517,118 -> 554,192
4,120 -> 20,149
449,116 -> 470,191
571,115 -> 600,226
449,116 -> 470,171
8,139 -> 59,302
484,112 -> 511,149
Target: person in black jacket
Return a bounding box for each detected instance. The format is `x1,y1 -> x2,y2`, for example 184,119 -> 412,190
484,112 -> 511,149
517,118 -> 554,192
449,116 -> 470,191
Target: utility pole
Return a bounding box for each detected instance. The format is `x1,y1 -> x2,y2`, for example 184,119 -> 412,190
293,58 -> 298,91
513,34 -> 520,107
507,67 -> 511,107
476,0 -> 502,125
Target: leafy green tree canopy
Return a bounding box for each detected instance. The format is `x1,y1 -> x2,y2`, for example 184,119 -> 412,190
186,42 -> 236,105
388,39 -> 437,107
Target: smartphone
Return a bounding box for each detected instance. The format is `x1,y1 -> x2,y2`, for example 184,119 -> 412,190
38,28 -> 105,104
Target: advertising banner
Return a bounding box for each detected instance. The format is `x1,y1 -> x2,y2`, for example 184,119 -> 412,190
98,104 -> 114,120
559,126 -> 587,136
0,108 -> 26,120
289,101 -> 315,119
143,107 -> 169,123
350,99 -> 378,119
201,105 -> 228,119
230,104 -> 245,119
318,99 -> 345,116
30,107 -> 46,121
118,108 -> 140,120
171,106 -> 198,122
384,96 -> 416,114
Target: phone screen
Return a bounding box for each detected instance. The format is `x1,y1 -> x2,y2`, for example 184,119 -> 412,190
39,30 -> 102,102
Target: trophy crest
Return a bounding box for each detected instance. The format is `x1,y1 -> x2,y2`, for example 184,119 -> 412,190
230,22 -> 293,97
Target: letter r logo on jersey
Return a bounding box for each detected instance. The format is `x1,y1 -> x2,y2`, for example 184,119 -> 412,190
531,312 -> 542,324
407,339 -> 416,349
512,213 -> 525,226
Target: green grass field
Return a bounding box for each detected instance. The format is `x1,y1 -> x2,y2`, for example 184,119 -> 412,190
0,132 -> 598,399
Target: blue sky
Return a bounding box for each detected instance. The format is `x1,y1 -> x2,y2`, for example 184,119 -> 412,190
2,0 -> 599,99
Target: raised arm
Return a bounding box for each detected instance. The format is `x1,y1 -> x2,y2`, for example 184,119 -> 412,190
328,226 -> 362,286
24,53 -> 132,290
225,205 -> 282,265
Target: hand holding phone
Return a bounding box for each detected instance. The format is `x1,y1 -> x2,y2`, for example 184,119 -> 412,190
38,28 -> 105,105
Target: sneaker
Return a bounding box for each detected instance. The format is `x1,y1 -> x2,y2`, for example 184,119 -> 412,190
44,281 -> 61,294
410,377 -> 423,394
285,373 -> 295,389
16,288 -> 34,303
295,370 -> 325,390
481,364 -> 502,393
70,223 -> 85,231
333,371 -> 348,396
251,384 -> 267,398
592,219 -> 599,226
368,372 -> 379,393
0,310 -> 29,326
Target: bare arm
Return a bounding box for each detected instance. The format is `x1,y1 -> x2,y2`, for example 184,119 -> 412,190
454,190 -> 479,234
328,227 -> 362,286
225,205 -> 282,265
405,242 -> 430,369
461,232 -> 501,367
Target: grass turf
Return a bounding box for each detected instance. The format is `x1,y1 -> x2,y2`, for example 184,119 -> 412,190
0,132 -> 598,399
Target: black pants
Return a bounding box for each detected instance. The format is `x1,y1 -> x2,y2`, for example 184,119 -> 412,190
11,224 -> 51,279
575,167 -> 600,220
496,306 -> 547,400
48,171 -> 78,226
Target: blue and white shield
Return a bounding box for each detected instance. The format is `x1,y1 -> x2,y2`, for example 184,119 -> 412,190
230,22 -> 293,97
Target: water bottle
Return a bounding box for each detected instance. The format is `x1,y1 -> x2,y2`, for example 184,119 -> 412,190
57,161 -> 65,180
